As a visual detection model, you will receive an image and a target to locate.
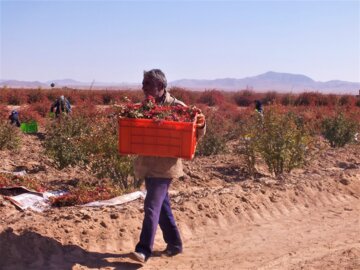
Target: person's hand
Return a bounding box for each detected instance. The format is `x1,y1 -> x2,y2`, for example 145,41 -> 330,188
196,113 -> 205,128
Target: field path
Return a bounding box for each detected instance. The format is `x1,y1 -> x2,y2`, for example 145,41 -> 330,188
111,194 -> 360,270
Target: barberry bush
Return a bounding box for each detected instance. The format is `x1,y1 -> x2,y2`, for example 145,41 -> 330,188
6,90 -> 25,105
0,173 -> 45,192
0,121 -> 20,150
84,116 -> 136,190
43,109 -> 137,190
169,87 -> 196,105
43,114 -> 92,168
19,106 -> 42,124
281,93 -> 295,106
237,110 -> 312,176
236,124 -> 258,175
259,111 -> 312,176
233,90 -> 255,106
356,99 -> 360,107
197,90 -> 225,107
196,108 -> 229,156
27,88 -> 45,104
321,113 -> 359,147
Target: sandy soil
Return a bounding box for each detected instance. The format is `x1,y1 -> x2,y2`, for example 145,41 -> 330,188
0,132 -> 359,270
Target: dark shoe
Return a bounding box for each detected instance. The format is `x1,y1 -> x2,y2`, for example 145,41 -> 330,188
164,248 -> 182,257
130,251 -> 147,263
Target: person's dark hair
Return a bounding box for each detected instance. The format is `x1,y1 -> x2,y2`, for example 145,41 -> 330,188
143,69 -> 167,89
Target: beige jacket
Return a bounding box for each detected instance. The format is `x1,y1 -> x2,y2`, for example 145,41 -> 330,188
134,91 -> 206,179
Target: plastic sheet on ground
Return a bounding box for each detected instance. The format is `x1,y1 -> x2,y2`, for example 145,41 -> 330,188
0,170 -> 27,176
2,189 -> 68,212
6,193 -> 51,212
83,191 -> 146,207
1,186 -> 146,212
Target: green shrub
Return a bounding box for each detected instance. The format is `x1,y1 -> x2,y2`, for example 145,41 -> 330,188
196,132 -> 227,156
259,112 -> 311,176
196,111 -> 228,156
321,113 -> 358,147
238,111 -> 311,176
236,130 -> 257,175
44,113 -> 137,189
43,115 -> 92,168
0,122 -> 20,150
85,117 -> 136,190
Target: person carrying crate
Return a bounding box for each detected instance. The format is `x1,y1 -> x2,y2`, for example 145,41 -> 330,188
130,69 -> 206,263
50,95 -> 71,118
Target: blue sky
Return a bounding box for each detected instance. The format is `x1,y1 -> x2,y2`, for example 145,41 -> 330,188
1,0 -> 359,83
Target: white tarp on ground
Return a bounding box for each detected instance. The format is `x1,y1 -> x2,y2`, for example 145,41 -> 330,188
0,170 -> 27,176
3,189 -> 146,212
0,171 -> 146,212
3,189 -> 68,212
6,193 -> 51,212
83,191 -> 146,207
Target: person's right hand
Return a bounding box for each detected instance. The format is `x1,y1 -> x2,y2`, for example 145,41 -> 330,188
195,113 -> 205,128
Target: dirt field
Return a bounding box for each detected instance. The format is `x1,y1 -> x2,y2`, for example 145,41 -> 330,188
0,132 -> 359,270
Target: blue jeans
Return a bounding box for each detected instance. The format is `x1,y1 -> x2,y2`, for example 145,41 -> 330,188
135,177 -> 182,258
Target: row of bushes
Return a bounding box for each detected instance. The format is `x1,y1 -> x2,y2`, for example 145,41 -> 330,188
2,87 -> 360,108
41,107 -> 358,178
198,108 -> 359,176
0,88 -> 143,106
1,103 -> 359,183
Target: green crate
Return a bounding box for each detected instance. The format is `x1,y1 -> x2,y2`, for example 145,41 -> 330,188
20,121 -> 38,133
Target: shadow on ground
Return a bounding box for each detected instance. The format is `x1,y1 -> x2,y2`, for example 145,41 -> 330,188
0,229 -> 142,270
212,165 -> 249,182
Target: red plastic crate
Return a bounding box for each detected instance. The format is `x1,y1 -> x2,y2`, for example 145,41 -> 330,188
118,117 -> 197,159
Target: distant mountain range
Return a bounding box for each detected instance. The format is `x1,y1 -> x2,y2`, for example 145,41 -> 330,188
170,72 -> 360,94
1,71 -> 359,94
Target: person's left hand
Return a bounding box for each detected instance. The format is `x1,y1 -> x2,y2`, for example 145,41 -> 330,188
196,113 -> 205,128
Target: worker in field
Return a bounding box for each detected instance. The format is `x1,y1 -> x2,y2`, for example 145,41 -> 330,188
9,110 -> 21,127
255,100 -> 264,115
50,95 -> 71,117
130,69 -> 206,263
